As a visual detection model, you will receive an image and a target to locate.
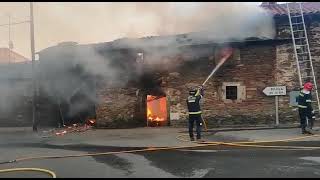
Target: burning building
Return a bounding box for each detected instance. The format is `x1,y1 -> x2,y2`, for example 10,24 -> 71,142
6,2 -> 320,128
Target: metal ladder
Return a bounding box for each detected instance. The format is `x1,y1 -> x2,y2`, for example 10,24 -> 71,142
287,3 -> 320,118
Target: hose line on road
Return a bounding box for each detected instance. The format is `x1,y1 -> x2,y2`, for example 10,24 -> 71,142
0,168 -> 56,178
1,131 -> 320,178
0,133 -> 319,165
176,133 -> 320,149
176,133 -> 320,144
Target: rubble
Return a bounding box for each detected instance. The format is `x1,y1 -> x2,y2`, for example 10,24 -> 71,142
42,120 -> 95,137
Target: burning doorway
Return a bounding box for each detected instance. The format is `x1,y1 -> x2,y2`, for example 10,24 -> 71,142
146,95 -> 169,127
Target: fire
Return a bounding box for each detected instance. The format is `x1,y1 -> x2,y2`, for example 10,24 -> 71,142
147,95 -> 167,126
147,108 -> 151,117
86,119 -> 96,126
147,108 -> 165,122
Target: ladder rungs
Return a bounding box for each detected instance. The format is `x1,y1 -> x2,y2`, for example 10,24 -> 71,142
298,57 -> 310,60
298,60 -> 311,63
297,52 -> 308,55
294,37 -> 306,40
300,68 -> 312,70
293,30 -> 305,33
292,22 -> 304,25
296,44 -> 308,48
290,15 -> 302,18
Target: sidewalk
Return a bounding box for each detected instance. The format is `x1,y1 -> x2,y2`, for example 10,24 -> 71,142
1,126 -> 320,148
214,127 -> 320,142
44,126 -> 320,148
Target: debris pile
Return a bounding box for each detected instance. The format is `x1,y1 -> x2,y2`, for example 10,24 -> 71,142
42,119 -> 96,137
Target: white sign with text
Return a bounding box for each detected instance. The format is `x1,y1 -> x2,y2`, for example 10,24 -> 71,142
263,86 -> 286,96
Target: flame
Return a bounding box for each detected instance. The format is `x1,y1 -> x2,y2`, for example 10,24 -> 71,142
148,107 -> 164,121
147,95 -> 166,123
147,108 -> 152,117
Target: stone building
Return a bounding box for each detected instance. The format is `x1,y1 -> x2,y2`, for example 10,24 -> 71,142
35,2 -> 320,128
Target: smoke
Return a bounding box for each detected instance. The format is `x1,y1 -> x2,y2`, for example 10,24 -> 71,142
0,2 -> 276,125
37,2 -> 276,121
124,2 -> 275,40
93,2 -> 275,67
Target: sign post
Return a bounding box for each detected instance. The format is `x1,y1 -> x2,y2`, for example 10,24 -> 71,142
263,86 -> 286,127
275,96 -> 279,126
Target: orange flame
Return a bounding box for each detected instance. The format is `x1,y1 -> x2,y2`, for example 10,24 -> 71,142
148,108 -> 162,121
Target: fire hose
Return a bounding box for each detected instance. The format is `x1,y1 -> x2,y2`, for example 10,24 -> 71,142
0,168 -> 56,178
1,133 -> 320,178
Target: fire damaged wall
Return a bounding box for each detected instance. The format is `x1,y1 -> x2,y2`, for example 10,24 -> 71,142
33,13 -> 320,129
95,87 -> 143,128
161,43 -> 282,128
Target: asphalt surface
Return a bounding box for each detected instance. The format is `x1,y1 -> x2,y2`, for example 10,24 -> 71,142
1,128 -> 320,178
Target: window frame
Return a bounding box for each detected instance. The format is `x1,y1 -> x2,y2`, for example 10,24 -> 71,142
226,86 -> 238,100
222,82 -> 246,103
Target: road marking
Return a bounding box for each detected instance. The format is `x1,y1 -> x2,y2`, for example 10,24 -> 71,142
177,149 -> 229,153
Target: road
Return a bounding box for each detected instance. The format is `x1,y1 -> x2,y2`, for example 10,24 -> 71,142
1,128 -> 320,178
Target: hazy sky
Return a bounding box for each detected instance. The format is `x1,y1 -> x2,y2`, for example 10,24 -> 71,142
0,2 -> 268,59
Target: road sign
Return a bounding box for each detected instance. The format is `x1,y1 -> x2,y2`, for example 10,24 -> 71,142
263,86 -> 286,96
262,86 -> 286,127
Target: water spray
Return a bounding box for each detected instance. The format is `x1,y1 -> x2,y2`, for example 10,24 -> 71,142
202,48 -> 233,86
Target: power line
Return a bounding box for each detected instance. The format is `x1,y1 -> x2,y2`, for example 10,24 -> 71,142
0,20 -> 30,27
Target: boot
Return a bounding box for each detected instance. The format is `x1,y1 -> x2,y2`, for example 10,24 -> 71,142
190,137 -> 195,141
302,127 -> 308,134
302,128 -> 313,135
196,138 -> 205,142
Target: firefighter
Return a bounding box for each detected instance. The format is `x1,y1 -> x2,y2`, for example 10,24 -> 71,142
297,82 -> 315,134
186,85 -> 204,141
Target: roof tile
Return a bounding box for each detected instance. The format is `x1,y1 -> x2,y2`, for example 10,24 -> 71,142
261,2 -> 320,16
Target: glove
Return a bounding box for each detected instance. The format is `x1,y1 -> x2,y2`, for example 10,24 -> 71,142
199,86 -> 204,96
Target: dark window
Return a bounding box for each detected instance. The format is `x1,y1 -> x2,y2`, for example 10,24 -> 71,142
226,86 -> 238,100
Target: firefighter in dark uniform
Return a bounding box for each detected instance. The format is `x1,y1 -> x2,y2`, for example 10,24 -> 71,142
187,86 -> 204,141
297,82 -> 315,134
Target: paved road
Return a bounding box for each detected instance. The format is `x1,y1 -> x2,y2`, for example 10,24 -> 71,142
1,128 -> 320,178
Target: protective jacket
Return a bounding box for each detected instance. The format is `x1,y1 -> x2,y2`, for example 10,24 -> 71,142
187,89 -> 203,115
297,89 -> 313,112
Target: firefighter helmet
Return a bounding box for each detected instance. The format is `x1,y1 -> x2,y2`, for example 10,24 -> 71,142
189,89 -> 197,95
303,82 -> 313,91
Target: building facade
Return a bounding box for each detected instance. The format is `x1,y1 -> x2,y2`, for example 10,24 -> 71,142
32,2 -> 320,128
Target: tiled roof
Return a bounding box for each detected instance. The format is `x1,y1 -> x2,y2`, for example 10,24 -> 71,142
0,48 -> 29,64
261,2 -> 320,16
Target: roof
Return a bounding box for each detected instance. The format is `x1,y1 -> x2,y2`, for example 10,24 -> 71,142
261,2 -> 320,16
0,61 -> 39,80
0,48 -> 29,64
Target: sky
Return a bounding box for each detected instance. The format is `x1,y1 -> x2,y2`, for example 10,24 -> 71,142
0,2 -> 278,59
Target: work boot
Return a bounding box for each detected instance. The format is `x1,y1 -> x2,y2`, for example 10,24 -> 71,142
196,138 -> 205,142
302,129 -> 313,135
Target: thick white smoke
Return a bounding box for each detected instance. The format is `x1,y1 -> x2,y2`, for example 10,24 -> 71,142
0,2 -> 276,125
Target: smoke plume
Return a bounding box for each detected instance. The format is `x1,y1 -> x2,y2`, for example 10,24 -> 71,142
0,2 -> 276,125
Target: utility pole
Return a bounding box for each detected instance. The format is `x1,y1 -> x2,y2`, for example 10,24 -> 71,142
30,2 -> 37,132
8,14 -> 11,64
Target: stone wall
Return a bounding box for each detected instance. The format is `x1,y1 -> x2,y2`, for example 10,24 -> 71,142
96,87 -> 145,128
162,44 -> 281,128
274,15 -> 320,124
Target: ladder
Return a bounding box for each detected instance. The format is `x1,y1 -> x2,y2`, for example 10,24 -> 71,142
287,3 -> 320,119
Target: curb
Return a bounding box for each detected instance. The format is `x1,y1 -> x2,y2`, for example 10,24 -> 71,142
178,125 -> 300,133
